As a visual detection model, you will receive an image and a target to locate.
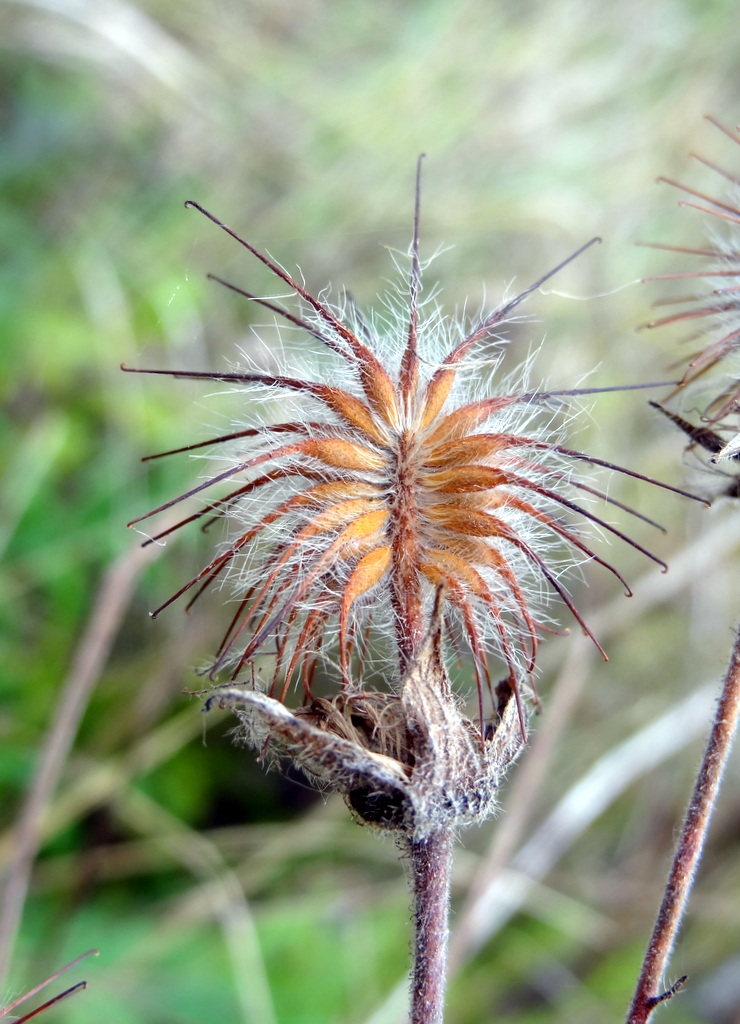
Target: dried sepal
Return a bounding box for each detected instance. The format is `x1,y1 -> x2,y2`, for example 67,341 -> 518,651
207,595 -> 525,839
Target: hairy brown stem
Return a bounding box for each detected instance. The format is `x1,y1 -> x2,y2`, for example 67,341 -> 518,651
625,622 -> 740,1024
408,831 -> 453,1024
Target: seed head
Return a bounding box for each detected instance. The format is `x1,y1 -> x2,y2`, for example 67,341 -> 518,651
643,116 -> 740,472
126,160 -> 697,741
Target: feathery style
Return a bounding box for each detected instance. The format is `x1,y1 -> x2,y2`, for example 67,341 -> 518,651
125,161 -> 697,734
643,115 -> 740,468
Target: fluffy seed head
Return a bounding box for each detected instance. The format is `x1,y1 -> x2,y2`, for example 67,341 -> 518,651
643,115 -> 740,472
127,162 -> 697,732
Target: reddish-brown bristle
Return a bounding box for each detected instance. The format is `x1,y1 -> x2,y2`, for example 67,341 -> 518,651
128,188 -> 701,733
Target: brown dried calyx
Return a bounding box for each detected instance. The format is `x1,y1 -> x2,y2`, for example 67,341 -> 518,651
206,600 -> 526,840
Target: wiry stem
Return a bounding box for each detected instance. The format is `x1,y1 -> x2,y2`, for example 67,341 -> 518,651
408,832 -> 453,1024
625,622 -> 740,1024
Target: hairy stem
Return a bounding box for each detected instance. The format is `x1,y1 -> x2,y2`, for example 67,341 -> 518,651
408,831 -> 453,1024
625,622 -> 740,1024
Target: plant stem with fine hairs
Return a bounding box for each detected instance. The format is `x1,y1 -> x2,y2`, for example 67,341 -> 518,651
408,832 -> 453,1024
625,622 -> 740,1024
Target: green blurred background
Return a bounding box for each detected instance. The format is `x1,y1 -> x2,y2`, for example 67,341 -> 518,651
2,1 -> 740,1021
